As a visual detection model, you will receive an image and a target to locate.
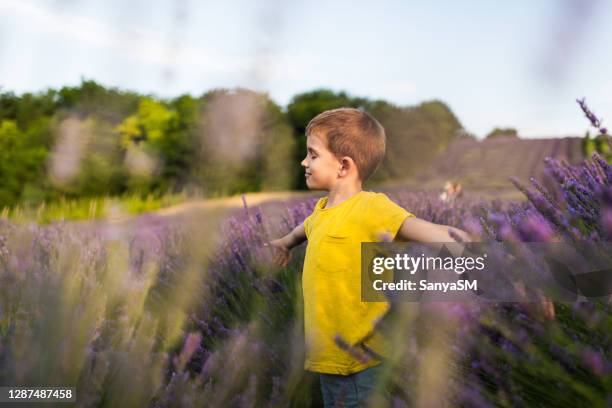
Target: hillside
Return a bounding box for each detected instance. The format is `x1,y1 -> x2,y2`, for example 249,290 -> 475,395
379,136 -> 585,200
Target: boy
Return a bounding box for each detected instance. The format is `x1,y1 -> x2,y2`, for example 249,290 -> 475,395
268,108 -> 471,407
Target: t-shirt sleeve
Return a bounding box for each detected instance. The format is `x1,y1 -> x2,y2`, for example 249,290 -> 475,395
303,213 -> 312,239
368,193 -> 415,241
302,198 -> 324,239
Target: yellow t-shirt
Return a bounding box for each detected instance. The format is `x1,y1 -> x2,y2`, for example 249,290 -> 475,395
302,190 -> 415,375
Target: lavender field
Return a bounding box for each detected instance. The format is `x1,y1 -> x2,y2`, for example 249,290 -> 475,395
0,151 -> 610,407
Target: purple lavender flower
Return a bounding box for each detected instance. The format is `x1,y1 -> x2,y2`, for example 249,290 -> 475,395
580,348 -> 605,375
577,98 -> 608,134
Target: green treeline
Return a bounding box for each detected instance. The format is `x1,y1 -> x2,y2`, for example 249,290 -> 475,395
0,80 -> 467,208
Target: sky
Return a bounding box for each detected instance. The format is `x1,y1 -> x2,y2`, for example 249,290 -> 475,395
1,0 -> 611,139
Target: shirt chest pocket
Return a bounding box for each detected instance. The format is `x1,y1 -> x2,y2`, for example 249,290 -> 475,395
315,232 -> 354,274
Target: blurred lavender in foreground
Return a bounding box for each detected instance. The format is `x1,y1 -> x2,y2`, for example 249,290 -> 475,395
577,97 -> 608,135
1,149 -> 611,406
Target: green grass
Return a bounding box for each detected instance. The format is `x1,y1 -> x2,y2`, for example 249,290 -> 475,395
0,191 -> 192,224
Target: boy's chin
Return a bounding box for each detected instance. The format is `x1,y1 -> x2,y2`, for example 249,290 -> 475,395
305,181 -> 326,191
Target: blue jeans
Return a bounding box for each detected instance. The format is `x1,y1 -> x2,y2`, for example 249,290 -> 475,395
319,364 -> 384,408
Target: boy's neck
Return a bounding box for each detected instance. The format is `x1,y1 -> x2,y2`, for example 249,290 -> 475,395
325,183 -> 363,208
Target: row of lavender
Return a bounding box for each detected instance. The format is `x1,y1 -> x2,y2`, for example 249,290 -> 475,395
0,151 -> 610,407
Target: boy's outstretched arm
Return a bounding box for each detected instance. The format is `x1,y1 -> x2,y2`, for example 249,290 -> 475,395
266,223 -> 307,267
395,216 -> 473,243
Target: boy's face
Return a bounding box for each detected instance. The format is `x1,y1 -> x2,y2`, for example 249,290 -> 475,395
301,133 -> 342,190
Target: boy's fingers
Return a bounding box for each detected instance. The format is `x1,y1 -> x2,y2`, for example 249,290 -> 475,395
276,253 -> 287,267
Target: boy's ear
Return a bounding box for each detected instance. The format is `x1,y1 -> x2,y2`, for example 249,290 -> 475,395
338,157 -> 349,175
338,156 -> 356,177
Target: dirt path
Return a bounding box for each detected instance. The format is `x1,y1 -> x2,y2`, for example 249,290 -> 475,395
98,190 -> 317,224
152,190 -> 316,217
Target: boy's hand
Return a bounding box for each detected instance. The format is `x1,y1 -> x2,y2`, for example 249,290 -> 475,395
265,239 -> 291,267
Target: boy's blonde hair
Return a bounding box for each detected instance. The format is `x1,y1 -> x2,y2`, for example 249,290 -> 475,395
305,107 -> 385,182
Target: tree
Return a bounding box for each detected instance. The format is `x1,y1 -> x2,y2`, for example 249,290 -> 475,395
57,79 -> 139,124
0,120 -> 48,207
196,88 -> 295,195
115,98 -> 181,193
486,127 -> 518,139
368,100 -> 464,183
